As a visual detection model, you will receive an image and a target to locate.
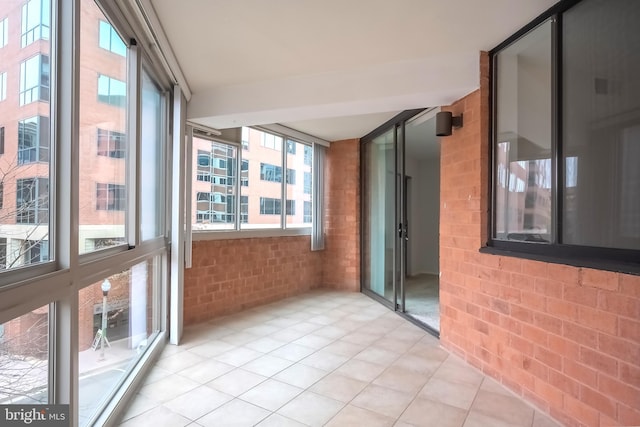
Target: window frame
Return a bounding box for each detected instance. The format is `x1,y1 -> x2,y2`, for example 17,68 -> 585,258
484,0 -> 640,274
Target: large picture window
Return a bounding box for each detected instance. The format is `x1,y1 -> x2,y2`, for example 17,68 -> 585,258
490,0 -> 640,269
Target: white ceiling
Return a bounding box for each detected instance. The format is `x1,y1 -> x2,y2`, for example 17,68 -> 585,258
148,0 -> 559,141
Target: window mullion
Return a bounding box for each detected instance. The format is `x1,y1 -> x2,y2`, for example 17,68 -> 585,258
281,137 -> 286,229
552,13 -> 562,245
127,41 -> 140,248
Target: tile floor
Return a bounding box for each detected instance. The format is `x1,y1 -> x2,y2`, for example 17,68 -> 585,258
118,290 -> 561,427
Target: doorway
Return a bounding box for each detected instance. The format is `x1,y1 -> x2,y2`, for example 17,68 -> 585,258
361,109 -> 441,334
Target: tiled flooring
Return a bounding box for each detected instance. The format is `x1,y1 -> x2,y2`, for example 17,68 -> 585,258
118,290 -> 561,427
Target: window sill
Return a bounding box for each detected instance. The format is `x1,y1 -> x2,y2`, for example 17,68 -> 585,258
479,245 -> 640,276
192,227 -> 311,241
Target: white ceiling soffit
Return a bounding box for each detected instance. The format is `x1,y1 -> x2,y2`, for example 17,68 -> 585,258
148,0 -> 559,140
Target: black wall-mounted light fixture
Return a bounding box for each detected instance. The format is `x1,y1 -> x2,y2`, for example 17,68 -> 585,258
435,111 -> 463,136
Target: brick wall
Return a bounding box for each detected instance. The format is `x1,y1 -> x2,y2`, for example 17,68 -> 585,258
184,236 -> 323,325
323,139 -> 360,291
439,52 -> 640,427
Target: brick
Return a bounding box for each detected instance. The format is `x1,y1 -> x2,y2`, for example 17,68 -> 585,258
580,385 -> 617,419
619,404 -> 640,426
619,273 -> 640,298
579,347 -> 618,378
598,292 -> 640,319
577,306 -> 617,335
534,345 -> 562,371
620,362 -> 640,389
548,369 -> 580,398
563,284 -> 598,307
533,312 -> 562,335
534,378 -> 564,407
580,268 -> 618,291
563,321 -> 598,347
523,356 -> 549,380
598,333 -> 640,365
599,374 -> 640,409
564,394 -> 600,427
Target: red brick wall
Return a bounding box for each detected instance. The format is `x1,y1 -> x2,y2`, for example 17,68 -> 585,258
323,139 -> 360,291
439,52 -> 640,427
184,236 -> 323,325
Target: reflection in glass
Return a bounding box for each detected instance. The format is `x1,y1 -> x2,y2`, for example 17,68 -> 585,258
494,19 -> 552,242
286,140 -> 312,228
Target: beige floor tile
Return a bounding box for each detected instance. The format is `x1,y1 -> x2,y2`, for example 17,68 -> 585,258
418,377 -> 481,410
399,397 -> 468,427
138,374 -> 200,403
325,404 -> 395,427
245,337 -> 287,353
119,393 -> 159,422
291,333 -> 334,350
214,346 -> 264,367
241,354 -> 294,377
299,349 -> 349,371
255,413 -> 308,427
141,366 -> 172,386
308,314 -> 337,325
196,399 -> 270,427
239,379 -> 303,411
373,336 -> 417,353
269,343 -> 316,362
219,331 -> 262,346
270,328 -> 310,343
350,384 -> 414,418
432,357 -> 484,387
273,363 -> 328,388
463,410 -> 515,427
206,368 -> 267,397
532,411 -> 563,427
390,353 -> 442,376
373,365 -> 432,395
309,372 -> 368,402
164,386 -> 233,420
178,359 -> 235,384
313,325 -> 349,340
322,340 -> 367,358
354,346 -> 402,366
188,340 -> 237,358
289,322 -> 323,334
155,351 -> 206,373
118,405 -> 191,427
335,359 -> 386,383
243,324 -> 281,336
341,331 -> 383,346
469,389 -> 534,427
277,391 -> 344,427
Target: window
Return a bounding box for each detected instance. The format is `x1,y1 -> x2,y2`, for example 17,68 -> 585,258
261,132 -> 282,150
97,74 -> 126,107
260,163 -> 282,183
0,17 -> 7,48
286,140 -> 296,154
490,0 -> 640,269
0,126 -> 4,154
0,71 -> 6,101
20,55 -> 49,105
21,0 -> 49,47
193,139 -> 237,230
260,197 -> 281,215
304,172 -> 312,195
241,127 -> 250,150
97,128 -> 125,158
0,182 -> 3,209
304,145 -> 312,166
98,20 -> 126,56
304,201 -> 312,224
18,116 -> 49,164
286,200 -> 295,216
286,140 -> 313,227
240,196 -> 248,223
96,183 -> 125,211
16,178 -> 49,224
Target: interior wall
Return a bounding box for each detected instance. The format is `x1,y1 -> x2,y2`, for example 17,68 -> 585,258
406,157 -> 440,276
439,52 -> 640,427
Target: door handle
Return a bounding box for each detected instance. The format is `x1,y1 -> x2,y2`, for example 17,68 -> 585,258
398,223 -> 403,238
404,223 -> 409,241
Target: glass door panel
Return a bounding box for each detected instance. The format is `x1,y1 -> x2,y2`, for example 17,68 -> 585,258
362,128 -> 396,304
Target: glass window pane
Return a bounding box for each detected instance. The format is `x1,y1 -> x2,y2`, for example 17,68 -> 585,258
494,20 -> 552,243
562,0 -> 640,250
286,140 -> 312,228
242,128 -> 283,229
0,0 -> 51,270
192,139 -> 237,230
78,258 -> 161,425
0,305 -> 49,404
79,0 -> 128,254
140,70 -> 163,240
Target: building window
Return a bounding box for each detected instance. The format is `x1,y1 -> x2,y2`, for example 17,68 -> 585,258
240,196 -> 248,223
18,116 -> 49,165
96,183 -> 125,211
0,182 -> 4,208
304,145 -> 312,166
21,0 -> 50,47
25,240 -> 48,263
286,140 -> 296,154
304,201 -> 312,224
241,160 -> 248,186
98,20 -> 126,56
286,169 -> 296,185
16,178 -> 49,224
0,17 -> 7,48
490,0 -> 640,268
0,71 -> 6,101
20,55 -> 49,105
97,74 -> 126,107
260,197 -> 281,215
286,200 -> 295,216
97,129 -> 125,158
0,126 -> 4,154
304,172 -> 311,195
241,127 -> 249,150
260,132 -> 282,150
260,163 -> 295,184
